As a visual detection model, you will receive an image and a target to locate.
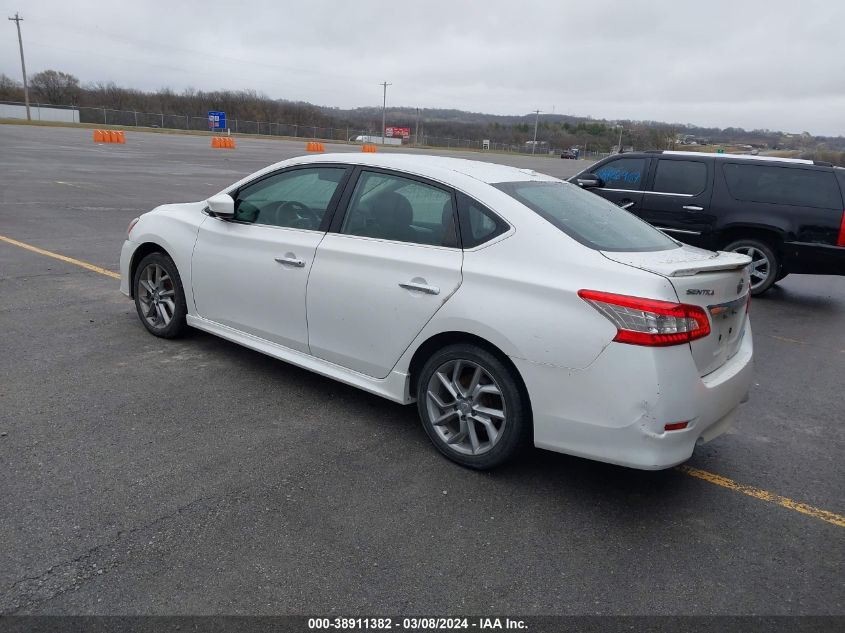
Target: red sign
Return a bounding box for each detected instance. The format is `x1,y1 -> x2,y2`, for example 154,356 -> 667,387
385,127 -> 411,138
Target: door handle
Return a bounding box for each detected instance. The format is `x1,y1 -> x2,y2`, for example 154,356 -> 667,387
682,205 -> 703,211
619,201 -> 635,210
399,281 -> 440,295
274,256 -> 305,268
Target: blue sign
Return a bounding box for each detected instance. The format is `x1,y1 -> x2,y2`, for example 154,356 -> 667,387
208,111 -> 226,130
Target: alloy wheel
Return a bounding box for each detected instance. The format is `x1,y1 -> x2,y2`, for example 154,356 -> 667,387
425,359 -> 507,456
731,245 -> 771,291
137,263 -> 176,329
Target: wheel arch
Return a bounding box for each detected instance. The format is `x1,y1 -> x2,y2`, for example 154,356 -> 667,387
406,331 -> 530,404
128,242 -> 175,298
718,224 -> 787,251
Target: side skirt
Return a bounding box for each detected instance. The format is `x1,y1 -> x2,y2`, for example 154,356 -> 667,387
186,315 -> 413,404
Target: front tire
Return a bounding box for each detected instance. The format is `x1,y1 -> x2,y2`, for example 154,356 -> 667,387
133,252 -> 188,338
416,344 -> 530,470
724,238 -> 780,295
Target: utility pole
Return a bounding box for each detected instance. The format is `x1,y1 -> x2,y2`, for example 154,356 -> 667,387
415,107 -> 420,146
8,12 -> 30,120
380,81 -> 391,146
531,109 -> 541,155
617,125 -> 624,153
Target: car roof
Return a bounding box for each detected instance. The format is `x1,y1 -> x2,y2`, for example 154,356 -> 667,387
660,150 -> 817,165
285,152 -> 561,184
618,150 -> 835,168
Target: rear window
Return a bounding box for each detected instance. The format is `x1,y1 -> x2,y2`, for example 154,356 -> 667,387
723,163 -> 842,209
653,159 -> 707,195
493,181 -> 679,252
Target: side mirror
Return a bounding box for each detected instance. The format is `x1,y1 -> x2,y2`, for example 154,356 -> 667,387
206,193 -> 235,218
575,174 -> 604,189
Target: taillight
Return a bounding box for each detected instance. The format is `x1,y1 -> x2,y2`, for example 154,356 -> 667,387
837,210 -> 845,247
578,289 -> 711,347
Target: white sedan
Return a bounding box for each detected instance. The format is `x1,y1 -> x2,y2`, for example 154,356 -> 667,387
120,153 -> 753,470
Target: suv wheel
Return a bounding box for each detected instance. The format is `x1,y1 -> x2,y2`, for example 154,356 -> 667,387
724,239 -> 779,295
416,344 -> 530,470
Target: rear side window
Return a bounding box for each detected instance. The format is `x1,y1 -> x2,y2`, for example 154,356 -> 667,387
456,192 -> 508,248
494,181 -> 678,252
653,160 -> 707,195
723,163 -> 842,209
593,158 -> 647,191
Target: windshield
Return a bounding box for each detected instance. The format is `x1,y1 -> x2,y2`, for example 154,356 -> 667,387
493,181 -> 679,252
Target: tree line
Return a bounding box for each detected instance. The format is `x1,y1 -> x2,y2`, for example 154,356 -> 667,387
1,69 -> 843,160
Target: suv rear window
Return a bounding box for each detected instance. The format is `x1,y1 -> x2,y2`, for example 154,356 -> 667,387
653,160 -> 707,195
723,163 -> 842,209
493,181 -> 678,252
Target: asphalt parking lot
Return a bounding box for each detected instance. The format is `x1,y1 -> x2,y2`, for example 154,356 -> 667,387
0,124 -> 843,616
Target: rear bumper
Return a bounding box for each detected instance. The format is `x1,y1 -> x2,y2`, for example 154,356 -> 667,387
513,318 -> 754,470
782,242 -> 845,275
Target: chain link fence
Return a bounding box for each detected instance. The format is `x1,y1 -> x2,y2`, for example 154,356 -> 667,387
1,100 -> 608,158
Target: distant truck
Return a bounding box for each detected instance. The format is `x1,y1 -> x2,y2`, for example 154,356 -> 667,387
350,135 -> 402,146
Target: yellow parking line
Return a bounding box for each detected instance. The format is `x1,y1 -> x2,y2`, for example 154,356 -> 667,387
2,234 -> 844,528
677,465 -> 845,528
0,234 -> 120,279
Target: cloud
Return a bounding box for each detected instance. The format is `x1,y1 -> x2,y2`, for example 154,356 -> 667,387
1,0 -> 842,135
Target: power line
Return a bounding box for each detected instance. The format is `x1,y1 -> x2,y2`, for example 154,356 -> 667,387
8,12 -> 30,120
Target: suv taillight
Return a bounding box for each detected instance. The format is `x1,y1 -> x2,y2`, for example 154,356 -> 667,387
578,290 -> 711,347
837,210 -> 845,247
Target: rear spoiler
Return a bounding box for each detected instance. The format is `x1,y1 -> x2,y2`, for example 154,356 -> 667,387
601,249 -> 751,278
653,251 -> 751,277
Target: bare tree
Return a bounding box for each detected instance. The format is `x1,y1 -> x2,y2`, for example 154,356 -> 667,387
0,73 -> 24,101
30,70 -> 81,105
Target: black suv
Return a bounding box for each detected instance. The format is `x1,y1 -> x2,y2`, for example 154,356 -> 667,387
570,151 -> 845,294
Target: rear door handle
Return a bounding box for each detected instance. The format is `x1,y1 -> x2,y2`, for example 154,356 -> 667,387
274,256 -> 305,268
682,205 -> 704,211
399,281 -> 440,295
619,201 -> 635,210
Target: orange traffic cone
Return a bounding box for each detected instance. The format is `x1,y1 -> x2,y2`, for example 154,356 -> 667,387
93,130 -> 104,142
117,130 -> 126,144
212,137 -> 220,148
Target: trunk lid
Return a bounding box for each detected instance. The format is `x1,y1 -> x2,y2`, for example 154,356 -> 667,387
603,245 -> 751,376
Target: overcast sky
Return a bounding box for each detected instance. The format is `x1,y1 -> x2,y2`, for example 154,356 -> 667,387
2,0 -> 843,136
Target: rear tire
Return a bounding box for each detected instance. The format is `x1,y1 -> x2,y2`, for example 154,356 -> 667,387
133,252 -> 188,338
416,344 -> 530,470
724,238 -> 779,295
